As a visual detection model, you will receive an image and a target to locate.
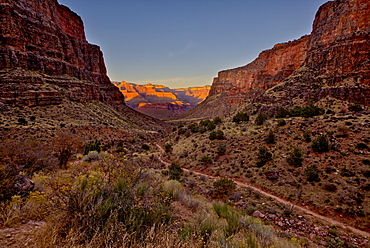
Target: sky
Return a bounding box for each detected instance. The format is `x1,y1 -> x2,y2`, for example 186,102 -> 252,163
58,0 -> 328,88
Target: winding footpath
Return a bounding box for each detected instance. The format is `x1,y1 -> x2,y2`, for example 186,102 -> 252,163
155,144 -> 370,238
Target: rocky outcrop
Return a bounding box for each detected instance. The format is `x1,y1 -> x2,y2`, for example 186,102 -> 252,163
113,81 -> 210,118
0,0 -> 125,108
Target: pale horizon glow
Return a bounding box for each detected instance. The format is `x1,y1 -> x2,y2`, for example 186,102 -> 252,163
58,0 -> 328,88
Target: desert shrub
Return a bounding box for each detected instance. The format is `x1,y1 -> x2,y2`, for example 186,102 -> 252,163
275,107 -> 289,118
303,130 -> 311,142
286,147 -> 303,167
213,203 -> 241,236
340,168 -> 355,177
322,183 -> 337,192
217,142 -> 227,156
312,135 -> 329,153
288,104 -> 324,118
255,113 -> 268,125
232,112 -> 249,124
356,143 -> 369,150
84,140 -> 101,155
42,165 -> 172,246
141,144 -> 150,150
212,178 -> 236,199
17,117 -> 28,125
256,146 -> 272,167
188,123 -> 200,133
277,118 -> 286,126
178,127 -> 187,135
82,151 -> 102,162
163,180 -> 183,200
200,120 -> 216,131
265,130 -> 275,144
305,165 -> 320,182
209,130 -> 225,140
213,116 -> 222,125
200,156 -> 212,164
164,143 -> 173,153
348,104 -> 363,112
168,162 -> 183,181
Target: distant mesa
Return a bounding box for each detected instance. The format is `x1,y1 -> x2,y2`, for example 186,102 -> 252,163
113,81 -> 210,119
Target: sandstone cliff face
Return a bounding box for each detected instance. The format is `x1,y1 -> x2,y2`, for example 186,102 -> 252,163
197,0 -> 370,118
209,36 -> 310,96
306,0 -> 370,86
0,0 -> 125,108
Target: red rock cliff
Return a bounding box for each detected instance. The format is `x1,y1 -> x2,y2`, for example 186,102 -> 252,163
209,36 -> 310,96
306,0 -> 370,86
209,0 -> 370,99
0,0 -> 125,107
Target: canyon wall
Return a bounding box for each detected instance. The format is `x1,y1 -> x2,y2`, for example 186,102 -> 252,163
206,0 -> 370,106
0,0 -> 125,108
210,35 -> 310,96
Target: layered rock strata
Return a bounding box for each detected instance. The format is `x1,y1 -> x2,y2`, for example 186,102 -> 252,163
0,0 -> 125,108
205,0 -> 370,110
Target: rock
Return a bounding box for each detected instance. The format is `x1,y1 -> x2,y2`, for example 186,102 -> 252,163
252,210 -> 265,218
265,171 -> 279,180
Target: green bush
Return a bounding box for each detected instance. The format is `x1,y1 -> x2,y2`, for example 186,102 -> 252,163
200,156 -> 212,164
217,142 -> 227,156
305,165 -> 320,182
256,146 -> 272,167
141,144 -> 150,151
188,123 -> 200,133
348,104 -> 363,112
213,116 -> 222,125
84,140 -> 101,155
168,162 -> 183,180
312,135 -> 329,153
275,107 -> 289,118
232,112 -> 249,124
255,113 -> 268,125
288,104 -> 324,118
303,130 -> 311,142
286,147 -> 303,167
200,120 -> 216,131
17,117 -> 28,125
165,143 -> 173,153
265,130 -> 275,144
212,178 -> 236,199
209,130 -> 225,140
277,118 -> 286,126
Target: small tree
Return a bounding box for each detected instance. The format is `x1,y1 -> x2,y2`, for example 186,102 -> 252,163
305,165 -> 320,182
287,147 -> 303,167
256,146 -> 272,167
53,132 -> 82,169
168,162 -> 183,181
84,140 -> 101,155
255,113 -> 268,125
312,135 -> 329,153
217,142 -> 227,156
213,178 -> 236,199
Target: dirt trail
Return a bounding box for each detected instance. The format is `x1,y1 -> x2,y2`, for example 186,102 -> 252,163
156,144 -> 370,238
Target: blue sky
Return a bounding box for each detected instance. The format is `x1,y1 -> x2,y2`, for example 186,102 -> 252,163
58,0 -> 328,88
